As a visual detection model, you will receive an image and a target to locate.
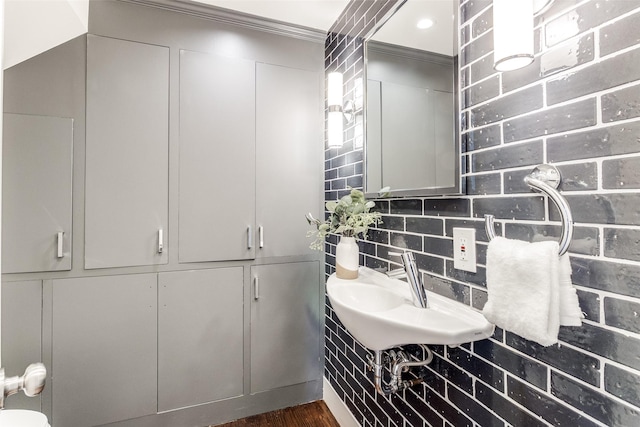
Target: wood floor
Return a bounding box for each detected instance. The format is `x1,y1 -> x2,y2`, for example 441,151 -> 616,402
212,401 -> 340,427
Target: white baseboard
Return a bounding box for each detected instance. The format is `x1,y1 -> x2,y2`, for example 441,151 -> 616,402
323,377 -> 360,427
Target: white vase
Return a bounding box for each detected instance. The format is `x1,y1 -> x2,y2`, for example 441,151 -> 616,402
335,236 -> 359,279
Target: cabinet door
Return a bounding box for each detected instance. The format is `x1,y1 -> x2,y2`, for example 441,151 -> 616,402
250,262 -> 321,393
85,35 -> 169,269
51,274 -> 157,427
256,64 -> 322,258
1,280 -> 42,411
158,268 -> 244,411
179,50 -> 256,263
2,114 -> 73,273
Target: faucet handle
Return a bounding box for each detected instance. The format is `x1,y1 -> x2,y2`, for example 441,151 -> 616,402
388,251 -> 403,257
386,269 -> 406,279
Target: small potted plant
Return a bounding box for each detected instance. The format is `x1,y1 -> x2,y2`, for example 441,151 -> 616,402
307,188 -> 382,279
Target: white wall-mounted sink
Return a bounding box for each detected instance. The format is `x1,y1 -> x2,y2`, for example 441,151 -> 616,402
327,267 -> 494,350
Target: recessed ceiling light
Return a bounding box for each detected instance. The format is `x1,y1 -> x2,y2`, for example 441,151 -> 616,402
416,18 -> 434,29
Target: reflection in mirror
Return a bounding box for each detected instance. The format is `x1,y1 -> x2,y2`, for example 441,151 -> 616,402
364,0 -> 459,197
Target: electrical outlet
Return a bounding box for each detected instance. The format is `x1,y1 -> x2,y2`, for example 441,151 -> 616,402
459,237 -> 468,260
453,228 -> 477,273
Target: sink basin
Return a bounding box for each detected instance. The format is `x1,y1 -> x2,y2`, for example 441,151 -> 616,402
327,267 -> 495,350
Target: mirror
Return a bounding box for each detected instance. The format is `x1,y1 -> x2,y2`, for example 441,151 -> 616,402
364,0 -> 459,197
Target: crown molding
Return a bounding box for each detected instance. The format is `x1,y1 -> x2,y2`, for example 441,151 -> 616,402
367,40 -> 454,67
118,0 -> 326,43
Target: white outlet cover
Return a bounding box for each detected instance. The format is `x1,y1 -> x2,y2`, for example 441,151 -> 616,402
453,227 -> 477,273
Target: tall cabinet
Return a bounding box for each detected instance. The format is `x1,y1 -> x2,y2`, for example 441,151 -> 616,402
256,64 -> 322,258
178,50 -> 256,263
85,35 -> 170,269
178,54 -> 322,263
1,6 -> 324,425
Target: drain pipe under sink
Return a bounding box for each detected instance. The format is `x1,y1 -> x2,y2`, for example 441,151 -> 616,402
369,344 -> 434,395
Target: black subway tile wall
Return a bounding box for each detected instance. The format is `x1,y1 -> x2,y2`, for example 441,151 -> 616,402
324,1 -> 640,426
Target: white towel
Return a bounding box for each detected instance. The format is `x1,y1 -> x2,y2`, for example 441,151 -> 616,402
482,237 -> 582,347
558,254 -> 584,326
531,233 -> 585,326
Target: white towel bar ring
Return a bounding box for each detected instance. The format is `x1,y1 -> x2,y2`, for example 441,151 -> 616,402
484,164 -> 574,256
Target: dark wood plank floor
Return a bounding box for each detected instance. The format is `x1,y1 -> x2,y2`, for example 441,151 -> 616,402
212,401 -> 340,427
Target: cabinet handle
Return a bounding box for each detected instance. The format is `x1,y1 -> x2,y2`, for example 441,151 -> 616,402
259,226 -> 264,249
254,276 -> 259,300
57,232 -> 64,258
247,226 -> 253,249
158,228 -> 164,254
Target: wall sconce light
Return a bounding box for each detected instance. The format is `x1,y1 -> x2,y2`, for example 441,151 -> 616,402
493,0 -> 554,72
327,72 -> 362,148
327,72 -> 344,147
493,0 -> 534,71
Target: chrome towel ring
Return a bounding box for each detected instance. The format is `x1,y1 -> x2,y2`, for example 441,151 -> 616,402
484,164 -> 574,256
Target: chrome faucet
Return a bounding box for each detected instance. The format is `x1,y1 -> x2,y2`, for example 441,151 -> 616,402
387,251 -> 428,308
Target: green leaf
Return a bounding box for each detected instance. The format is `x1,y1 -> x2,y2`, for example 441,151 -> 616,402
378,186 -> 391,197
340,195 -> 353,205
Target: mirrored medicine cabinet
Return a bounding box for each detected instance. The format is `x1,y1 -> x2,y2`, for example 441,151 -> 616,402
363,0 -> 461,197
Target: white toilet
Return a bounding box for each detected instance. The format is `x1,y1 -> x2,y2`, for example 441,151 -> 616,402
0,410 -> 50,427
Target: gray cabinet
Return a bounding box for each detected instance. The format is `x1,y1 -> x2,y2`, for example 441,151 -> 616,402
178,50 -> 256,263
1,18 -> 324,427
250,262 -> 321,393
51,274 -> 157,427
255,64 -> 322,258
1,280 -> 42,411
158,268 -> 244,411
2,114 -> 73,273
85,35 -> 169,269
179,56 -> 322,263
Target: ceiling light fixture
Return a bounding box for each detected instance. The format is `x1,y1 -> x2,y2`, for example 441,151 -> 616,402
416,18 -> 434,29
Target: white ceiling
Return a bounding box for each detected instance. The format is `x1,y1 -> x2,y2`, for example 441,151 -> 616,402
370,0 -> 456,56
4,0 -> 90,70
193,0 -> 456,56
2,0 -> 456,71
191,0 -> 350,31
